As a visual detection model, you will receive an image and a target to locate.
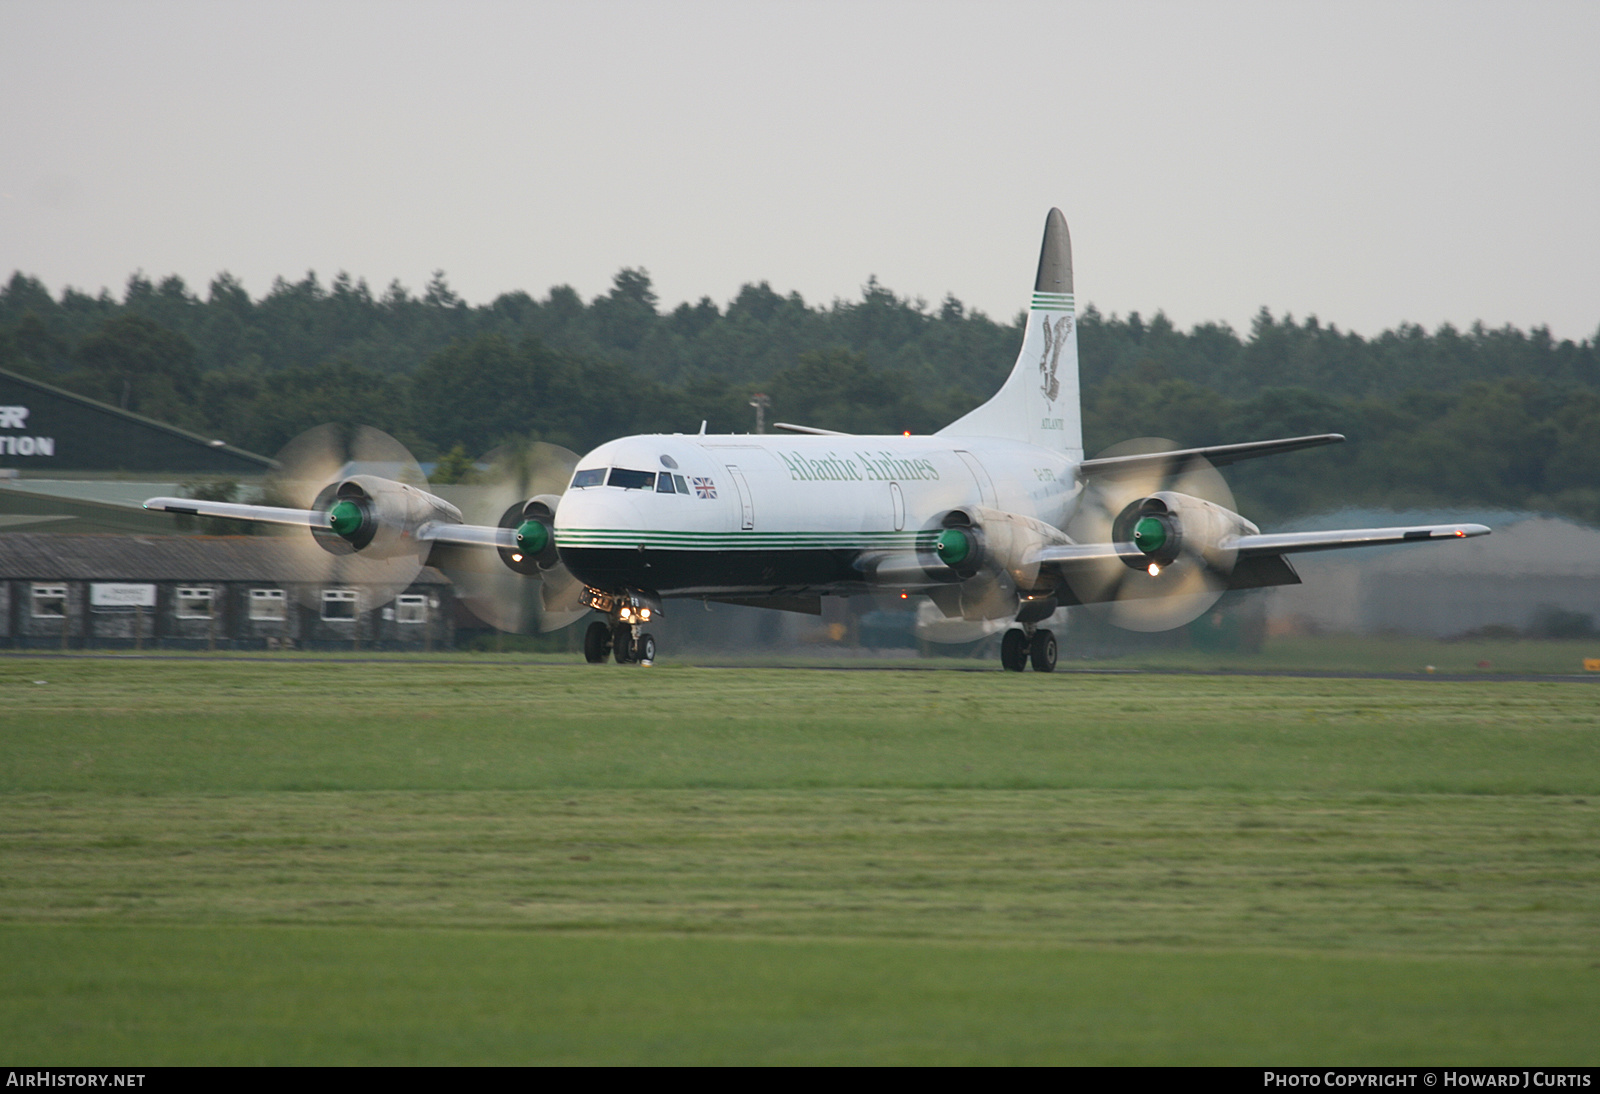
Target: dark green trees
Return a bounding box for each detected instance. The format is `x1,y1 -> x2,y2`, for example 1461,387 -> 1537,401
1,263 -> 1596,525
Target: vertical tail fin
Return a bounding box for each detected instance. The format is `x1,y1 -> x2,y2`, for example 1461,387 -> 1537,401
937,208 -> 1083,460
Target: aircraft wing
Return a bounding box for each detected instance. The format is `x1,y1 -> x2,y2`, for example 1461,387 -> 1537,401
1029,542 -> 1139,565
143,496 -> 516,548
414,522 -> 517,548
1030,521 -> 1488,567
1030,522 -> 1489,603
144,496 -> 326,529
1228,523 -> 1490,556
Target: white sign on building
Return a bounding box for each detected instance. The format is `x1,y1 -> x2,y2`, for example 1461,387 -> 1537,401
90,583 -> 156,608
0,406 -> 56,457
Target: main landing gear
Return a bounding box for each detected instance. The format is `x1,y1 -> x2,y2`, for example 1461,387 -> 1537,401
583,621 -> 657,665
581,589 -> 658,666
1001,625 -> 1057,673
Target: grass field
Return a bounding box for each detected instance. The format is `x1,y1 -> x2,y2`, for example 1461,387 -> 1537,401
1,656 -> 1596,1063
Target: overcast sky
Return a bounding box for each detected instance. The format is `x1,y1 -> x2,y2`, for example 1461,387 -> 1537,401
3,0 -> 1596,341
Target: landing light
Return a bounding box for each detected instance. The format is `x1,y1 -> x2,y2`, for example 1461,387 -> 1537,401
640,607 -> 651,621
1147,562 -> 1162,577
510,553 -> 523,563
619,606 -> 633,622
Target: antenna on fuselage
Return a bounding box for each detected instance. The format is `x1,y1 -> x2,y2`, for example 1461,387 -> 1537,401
698,420 -> 707,435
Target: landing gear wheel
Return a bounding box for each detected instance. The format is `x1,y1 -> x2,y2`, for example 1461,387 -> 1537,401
584,621 -> 611,664
612,624 -> 634,664
1030,628 -> 1058,673
1001,629 -> 1029,672
637,633 -> 656,665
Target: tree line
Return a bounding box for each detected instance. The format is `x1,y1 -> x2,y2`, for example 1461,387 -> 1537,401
1,267 -> 1597,525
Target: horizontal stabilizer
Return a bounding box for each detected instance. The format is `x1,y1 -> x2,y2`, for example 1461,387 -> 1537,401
1079,434 -> 1344,477
773,422 -> 850,436
1230,523 -> 1490,556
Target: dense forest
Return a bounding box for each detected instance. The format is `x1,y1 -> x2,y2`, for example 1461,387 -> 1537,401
1,267 -> 1597,526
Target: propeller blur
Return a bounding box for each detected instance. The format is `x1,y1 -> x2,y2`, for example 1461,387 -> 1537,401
144,209 -> 1489,670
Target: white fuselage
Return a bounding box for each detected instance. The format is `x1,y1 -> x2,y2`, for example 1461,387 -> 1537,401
554,432 -> 1081,599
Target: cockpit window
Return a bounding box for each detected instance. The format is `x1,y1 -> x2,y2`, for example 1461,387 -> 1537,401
672,474 -> 689,494
607,467 -> 656,490
570,468 -> 605,489
655,474 -> 677,494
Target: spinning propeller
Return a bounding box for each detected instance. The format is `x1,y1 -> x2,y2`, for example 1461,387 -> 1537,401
1064,437 -> 1241,631
905,463 -> 1062,642
265,424 -> 433,611
264,425 -> 587,632
433,440 -> 589,633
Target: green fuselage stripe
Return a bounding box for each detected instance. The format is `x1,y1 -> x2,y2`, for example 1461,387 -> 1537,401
558,528 -> 932,551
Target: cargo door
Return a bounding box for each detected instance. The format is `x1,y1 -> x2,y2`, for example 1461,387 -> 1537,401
725,465 -> 755,530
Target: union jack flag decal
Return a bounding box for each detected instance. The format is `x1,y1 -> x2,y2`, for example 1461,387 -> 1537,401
692,476 -> 717,499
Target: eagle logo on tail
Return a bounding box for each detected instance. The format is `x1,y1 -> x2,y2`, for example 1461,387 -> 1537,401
1039,314 -> 1072,403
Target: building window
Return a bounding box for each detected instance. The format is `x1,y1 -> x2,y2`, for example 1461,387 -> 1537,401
31,584 -> 66,618
250,588 -> 287,621
395,594 -> 428,624
321,589 -> 359,620
176,587 -> 214,619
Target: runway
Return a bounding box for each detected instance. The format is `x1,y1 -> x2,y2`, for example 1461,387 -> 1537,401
2,649 -> 1596,683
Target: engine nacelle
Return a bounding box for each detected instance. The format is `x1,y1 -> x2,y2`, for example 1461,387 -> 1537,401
498,494 -> 563,575
312,474 -> 464,562
932,506 -> 1072,590
1112,491 -> 1257,573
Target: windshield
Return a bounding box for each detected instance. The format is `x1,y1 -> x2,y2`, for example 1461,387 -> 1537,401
607,468 -> 656,490
570,468 -> 605,489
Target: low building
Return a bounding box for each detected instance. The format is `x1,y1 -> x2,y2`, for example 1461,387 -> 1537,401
0,533 -> 453,651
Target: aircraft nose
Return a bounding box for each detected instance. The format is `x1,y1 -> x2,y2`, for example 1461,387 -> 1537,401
555,488 -> 643,543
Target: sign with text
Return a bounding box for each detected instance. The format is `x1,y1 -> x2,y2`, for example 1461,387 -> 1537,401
90,583 -> 156,608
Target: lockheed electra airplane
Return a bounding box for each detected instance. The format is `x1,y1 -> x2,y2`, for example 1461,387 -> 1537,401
146,209 -> 1489,670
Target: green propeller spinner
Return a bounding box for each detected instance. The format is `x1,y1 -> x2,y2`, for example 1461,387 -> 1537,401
328,498 -> 365,538
935,527 -> 971,566
1132,515 -> 1168,554
515,519 -> 549,555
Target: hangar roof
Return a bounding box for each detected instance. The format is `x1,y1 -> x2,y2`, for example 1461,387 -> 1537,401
0,367 -> 273,475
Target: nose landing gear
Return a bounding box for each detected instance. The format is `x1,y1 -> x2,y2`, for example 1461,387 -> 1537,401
581,589 -> 660,666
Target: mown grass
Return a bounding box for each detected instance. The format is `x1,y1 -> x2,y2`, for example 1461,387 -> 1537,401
5,788 -> 1597,957
5,928 -> 1596,1066
1094,634 -> 1600,677
0,657 -> 1596,1063
1,660 -> 1594,794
